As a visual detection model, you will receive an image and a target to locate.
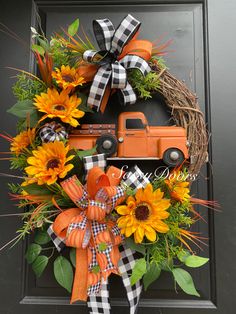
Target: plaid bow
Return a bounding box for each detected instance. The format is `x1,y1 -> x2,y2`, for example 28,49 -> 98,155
51,166 -> 125,303
83,14 -> 152,112
48,155 -> 150,312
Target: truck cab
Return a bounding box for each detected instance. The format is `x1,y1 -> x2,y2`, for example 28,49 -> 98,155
117,112 -> 189,165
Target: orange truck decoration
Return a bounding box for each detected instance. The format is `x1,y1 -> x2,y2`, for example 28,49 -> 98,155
69,112 -> 189,166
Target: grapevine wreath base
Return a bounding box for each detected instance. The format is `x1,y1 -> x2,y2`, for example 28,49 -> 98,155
0,14 -> 214,313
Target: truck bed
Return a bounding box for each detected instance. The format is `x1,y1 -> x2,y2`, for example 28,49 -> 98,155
70,124 -> 116,136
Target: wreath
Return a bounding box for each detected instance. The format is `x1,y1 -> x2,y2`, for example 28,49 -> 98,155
0,15 -> 216,312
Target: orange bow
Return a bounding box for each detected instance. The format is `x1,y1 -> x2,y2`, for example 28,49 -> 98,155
53,166 -> 125,303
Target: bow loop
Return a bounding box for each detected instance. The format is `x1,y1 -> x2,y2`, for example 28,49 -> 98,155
93,18 -> 115,51
87,166 -> 111,197
119,54 -> 151,76
110,14 -> 141,56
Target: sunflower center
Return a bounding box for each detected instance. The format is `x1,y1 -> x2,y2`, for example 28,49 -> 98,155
46,158 -> 60,170
54,104 -> 65,111
62,74 -> 74,82
135,203 -> 150,221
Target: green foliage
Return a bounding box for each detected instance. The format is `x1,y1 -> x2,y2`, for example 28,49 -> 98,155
53,256 -> 74,293
98,242 -> 108,252
128,69 -> 160,99
8,183 -> 23,194
34,229 -> 51,245
50,39 -> 72,68
184,255 -> 209,268
7,98 -> 40,128
172,268 -> 200,297
77,93 -> 93,113
25,227 -> 56,279
177,249 -> 191,263
151,56 -> 168,70
8,99 -> 36,117
125,237 -> 146,255
130,258 -> 147,286
32,255 -> 49,278
25,243 -> 42,264
74,146 -> 97,160
31,44 -> 45,56
68,18 -> 80,36
22,183 -> 52,196
10,154 -> 28,170
12,73 -> 46,101
143,262 -> 161,290
91,265 -> 100,274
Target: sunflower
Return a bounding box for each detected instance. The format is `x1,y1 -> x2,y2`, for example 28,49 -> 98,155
116,184 -> 170,243
10,128 -> 35,156
165,170 -> 190,203
52,65 -> 86,91
25,141 -> 74,185
34,88 -> 85,127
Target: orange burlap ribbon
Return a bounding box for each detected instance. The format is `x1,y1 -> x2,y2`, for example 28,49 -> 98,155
53,166 -> 125,303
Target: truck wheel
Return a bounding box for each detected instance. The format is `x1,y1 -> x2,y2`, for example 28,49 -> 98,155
96,134 -> 118,157
163,148 -> 185,167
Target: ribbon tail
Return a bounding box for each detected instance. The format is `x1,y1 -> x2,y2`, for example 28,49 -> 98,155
87,66 -> 111,111
118,245 -> 142,314
71,248 -> 89,303
119,81 -> 137,105
87,279 -> 110,314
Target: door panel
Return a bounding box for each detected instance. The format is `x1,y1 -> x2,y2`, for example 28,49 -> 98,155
0,1 -> 235,313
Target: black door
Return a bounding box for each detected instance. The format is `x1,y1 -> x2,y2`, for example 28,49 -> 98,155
0,1 -> 235,313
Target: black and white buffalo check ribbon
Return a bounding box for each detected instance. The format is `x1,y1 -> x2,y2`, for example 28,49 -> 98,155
121,165 -> 150,191
47,156 -> 150,313
83,153 -> 107,176
83,14 -> 151,111
87,245 -> 142,314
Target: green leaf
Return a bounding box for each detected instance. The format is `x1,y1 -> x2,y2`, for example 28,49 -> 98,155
69,248 -> 76,267
125,237 -> 146,255
25,243 -> 42,264
31,44 -> 45,56
130,258 -> 147,286
143,262 -> 161,291
32,255 -> 48,278
177,250 -> 191,263
91,265 -> 100,274
34,229 -> 51,245
172,268 -> 200,297
77,93 -> 93,113
54,256 -> 73,293
22,183 -> 52,196
160,258 -> 173,271
37,37 -> 50,52
185,255 -> 209,268
98,242 -> 108,252
68,18 -> 79,36
7,99 -> 35,118
75,146 -> 97,159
